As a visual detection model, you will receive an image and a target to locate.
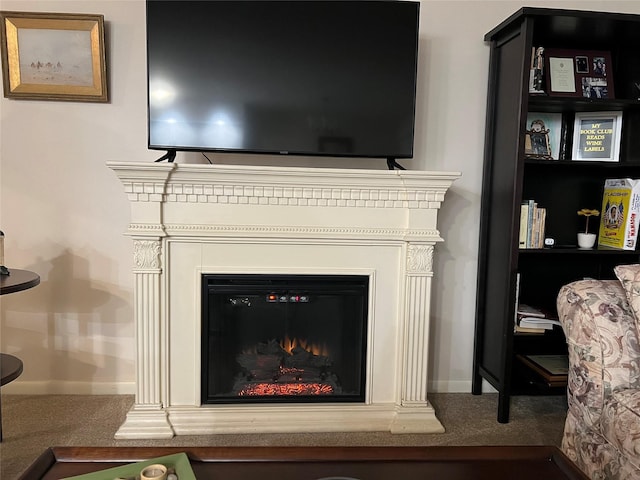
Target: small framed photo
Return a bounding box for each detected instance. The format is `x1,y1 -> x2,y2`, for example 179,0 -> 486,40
575,56 -> 589,74
545,49 -> 614,99
571,111 -> 623,162
524,112 -> 564,160
0,11 -> 108,102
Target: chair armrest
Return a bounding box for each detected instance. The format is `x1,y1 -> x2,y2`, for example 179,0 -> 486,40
557,279 -> 640,429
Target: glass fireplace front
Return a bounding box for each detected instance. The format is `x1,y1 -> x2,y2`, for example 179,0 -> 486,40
201,274 -> 369,404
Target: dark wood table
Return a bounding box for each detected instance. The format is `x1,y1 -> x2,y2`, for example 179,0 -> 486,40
0,268 -> 40,441
0,268 -> 41,295
19,446 -> 588,480
0,352 -> 24,438
0,353 -> 23,386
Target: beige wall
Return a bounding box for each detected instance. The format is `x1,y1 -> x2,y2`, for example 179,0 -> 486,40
2,0 -> 640,394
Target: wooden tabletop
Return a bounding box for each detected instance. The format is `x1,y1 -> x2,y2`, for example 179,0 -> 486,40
0,353 -> 23,386
0,269 -> 40,295
19,446 -> 589,480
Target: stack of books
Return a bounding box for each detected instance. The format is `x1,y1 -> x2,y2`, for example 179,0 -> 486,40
519,200 -> 546,249
515,303 -> 561,334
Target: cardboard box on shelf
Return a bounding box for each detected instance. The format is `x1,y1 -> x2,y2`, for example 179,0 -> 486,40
598,178 -> 640,250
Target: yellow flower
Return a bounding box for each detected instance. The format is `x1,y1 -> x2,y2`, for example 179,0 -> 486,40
577,209 -> 600,217
578,209 -> 600,234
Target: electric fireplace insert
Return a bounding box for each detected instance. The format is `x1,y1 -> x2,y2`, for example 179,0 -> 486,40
201,274 -> 369,404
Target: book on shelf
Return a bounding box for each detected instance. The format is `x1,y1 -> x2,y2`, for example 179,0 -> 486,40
519,317 -> 561,330
514,324 -> 546,334
514,298 -> 560,333
519,200 -> 546,249
517,303 -> 546,318
519,204 -> 528,248
514,274 -> 541,333
598,178 -> 640,251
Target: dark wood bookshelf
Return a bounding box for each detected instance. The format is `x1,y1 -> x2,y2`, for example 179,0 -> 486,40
473,7 -> 640,423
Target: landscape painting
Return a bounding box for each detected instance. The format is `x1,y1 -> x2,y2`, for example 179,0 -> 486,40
18,28 -> 94,86
0,12 -> 107,102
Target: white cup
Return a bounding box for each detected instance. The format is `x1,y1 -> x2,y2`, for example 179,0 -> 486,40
577,233 -> 597,249
140,464 -> 168,480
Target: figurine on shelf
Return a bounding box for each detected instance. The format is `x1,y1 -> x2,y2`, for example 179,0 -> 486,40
0,230 -> 9,276
525,118 -> 552,159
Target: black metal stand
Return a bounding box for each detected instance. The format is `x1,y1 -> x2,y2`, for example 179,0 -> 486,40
386,158 -> 406,170
154,149 -> 177,163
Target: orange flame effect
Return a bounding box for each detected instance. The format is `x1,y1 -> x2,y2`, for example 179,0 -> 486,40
281,335 -> 329,357
238,382 -> 334,396
242,336 -> 330,357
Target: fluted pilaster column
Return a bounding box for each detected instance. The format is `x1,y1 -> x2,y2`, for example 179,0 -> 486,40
132,238 -> 163,406
401,243 -> 434,405
390,242 -> 442,433
115,236 -> 173,439
111,162 -> 176,439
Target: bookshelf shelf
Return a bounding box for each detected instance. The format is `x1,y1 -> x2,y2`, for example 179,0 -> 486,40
528,96 -> 640,112
472,7 -> 640,423
519,248 -> 640,255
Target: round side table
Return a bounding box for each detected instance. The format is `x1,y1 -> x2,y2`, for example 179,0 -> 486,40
0,354 -> 23,386
1,268 -> 41,295
0,268 -> 40,441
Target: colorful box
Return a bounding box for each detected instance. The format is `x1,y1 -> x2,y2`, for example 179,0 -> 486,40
598,178 -> 640,250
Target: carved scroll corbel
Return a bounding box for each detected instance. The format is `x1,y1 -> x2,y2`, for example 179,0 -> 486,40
407,243 -> 434,275
133,239 -> 162,271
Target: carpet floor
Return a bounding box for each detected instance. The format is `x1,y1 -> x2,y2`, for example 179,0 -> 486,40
0,393 -> 568,479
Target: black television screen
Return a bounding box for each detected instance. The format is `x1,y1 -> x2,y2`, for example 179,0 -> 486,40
146,0 -> 420,160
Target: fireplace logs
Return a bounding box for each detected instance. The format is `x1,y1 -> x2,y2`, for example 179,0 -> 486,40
234,339 -> 340,396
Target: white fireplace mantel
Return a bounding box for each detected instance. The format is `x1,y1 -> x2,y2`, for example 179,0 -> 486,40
108,161 -> 460,439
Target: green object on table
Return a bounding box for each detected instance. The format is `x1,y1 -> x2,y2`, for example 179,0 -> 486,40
62,453 -> 195,480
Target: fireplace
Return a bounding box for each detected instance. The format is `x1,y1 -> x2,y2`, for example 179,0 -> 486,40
201,274 -> 368,404
108,161 -> 459,438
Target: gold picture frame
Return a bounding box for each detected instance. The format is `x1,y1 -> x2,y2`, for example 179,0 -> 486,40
0,11 -> 107,102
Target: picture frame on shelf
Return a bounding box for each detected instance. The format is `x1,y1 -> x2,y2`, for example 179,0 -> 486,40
528,46 -> 545,94
545,48 -> 614,99
0,11 -> 108,102
524,112 -> 564,160
571,111 -> 623,162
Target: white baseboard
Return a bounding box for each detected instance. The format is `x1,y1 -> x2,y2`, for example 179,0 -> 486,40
2,380 -> 135,395
428,380 -> 471,393
428,379 -> 497,394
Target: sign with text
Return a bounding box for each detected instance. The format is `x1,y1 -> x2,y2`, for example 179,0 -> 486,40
572,111 -> 622,162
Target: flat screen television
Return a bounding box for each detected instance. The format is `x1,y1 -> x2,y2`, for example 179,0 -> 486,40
146,0 -> 420,163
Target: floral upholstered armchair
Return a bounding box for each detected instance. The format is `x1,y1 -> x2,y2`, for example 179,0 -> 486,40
557,264 -> 640,480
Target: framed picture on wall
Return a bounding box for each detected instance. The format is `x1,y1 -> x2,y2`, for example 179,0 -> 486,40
571,111 -> 623,162
0,11 -> 108,102
545,49 -> 614,99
